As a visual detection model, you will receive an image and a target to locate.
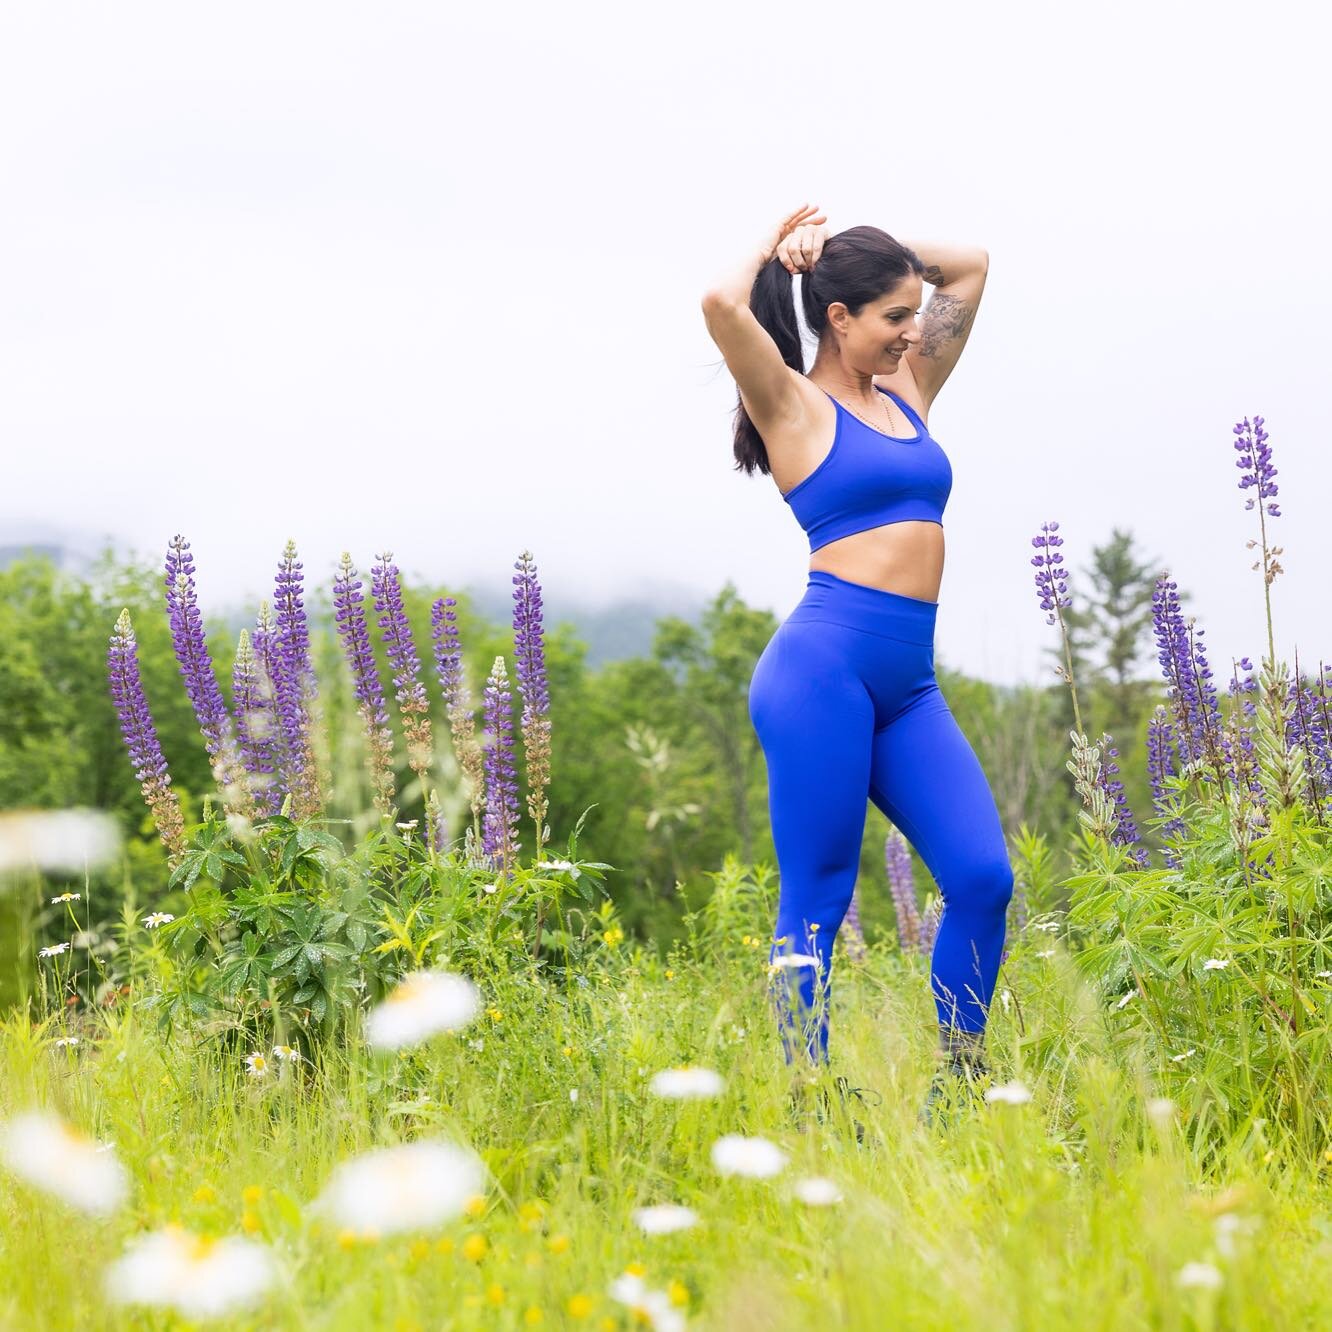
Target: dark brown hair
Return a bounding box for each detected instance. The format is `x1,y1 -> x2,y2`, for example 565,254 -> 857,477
729,226 -> 925,478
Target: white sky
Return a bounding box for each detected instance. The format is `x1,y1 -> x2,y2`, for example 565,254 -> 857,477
2,1 -> 1327,687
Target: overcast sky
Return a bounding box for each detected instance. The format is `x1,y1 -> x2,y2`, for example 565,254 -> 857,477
2,1 -> 1327,688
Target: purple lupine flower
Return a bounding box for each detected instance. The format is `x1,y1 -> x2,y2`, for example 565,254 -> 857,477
1151,574 -> 1230,784
1030,521 -> 1071,626
164,537 -> 250,814
108,609 -> 186,863
431,595 -> 488,844
250,600 -> 289,816
884,829 -> 922,956
512,550 -> 553,852
1288,651 -> 1330,819
1234,414 -> 1280,520
272,540 -> 321,818
370,553 -> 433,787
842,883 -> 869,963
1146,704 -> 1186,867
481,655 -> 522,874
334,553 -> 397,817
232,628 -> 280,816
1098,736 -> 1151,869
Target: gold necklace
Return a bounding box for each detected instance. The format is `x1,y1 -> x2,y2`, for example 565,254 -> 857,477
831,387 -> 905,437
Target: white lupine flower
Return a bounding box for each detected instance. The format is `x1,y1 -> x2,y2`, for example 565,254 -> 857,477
1176,1261 -> 1223,1289
313,1139 -> 487,1237
104,1227 -> 275,1317
0,809 -> 120,875
0,1110 -> 129,1214
793,1176 -> 843,1206
768,953 -> 821,970
142,913 -> 175,929
1202,958 -> 1230,971
710,1134 -> 787,1179
984,1080 -> 1032,1105
38,942 -> 70,958
245,1052 -> 270,1078
632,1203 -> 698,1234
608,1272 -> 685,1332
365,971 -> 481,1050
648,1066 -> 725,1099
50,892 -> 82,904
1169,1048 -> 1197,1062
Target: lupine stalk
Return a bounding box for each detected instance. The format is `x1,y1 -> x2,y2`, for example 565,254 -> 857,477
1286,653 -> 1326,821
842,884 -> 869,963
250,600 -> 289,816
333,553 -> 396,817
885,829 -> 923,956
232,629 -> 280,816
1145,705 -> 1186,867
512,550 -> 553,858
370,553 -> 433,836
431,596 -> 487,847
1097,735 -> 1151,868
108,609 -> 186,864
1030,520 -> 1083,737
164,537 -> 252,816
481,655 -> 522,875
1066,731 -> 1118,843
272,540 -> 322,818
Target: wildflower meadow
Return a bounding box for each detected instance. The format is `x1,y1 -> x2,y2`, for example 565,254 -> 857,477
3,410 -> 1332,1330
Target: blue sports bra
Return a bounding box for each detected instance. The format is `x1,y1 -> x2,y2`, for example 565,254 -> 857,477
781,386 -> 953,553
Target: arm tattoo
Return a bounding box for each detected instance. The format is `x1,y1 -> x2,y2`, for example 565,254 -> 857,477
918,291 -> 975,360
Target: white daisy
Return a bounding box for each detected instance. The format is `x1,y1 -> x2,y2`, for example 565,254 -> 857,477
312,1138 -> 488,1237
632,1203 -> 698,1234
53,1037 -> 80,1049
793,1176 -> 843,1206
142,913 -> 175,929
0,1109 -> 129,1214
1176,1260 -> 1223,1290
38,942 -> 70,958
768,953 -> 821,970
984,1080 -> 1033,1105
50,892 -> 82,904
537,858 -> 581,879
395,821 -> 419,832
364,971 -> 481,1051
245,1052 -> 270,1078
271,1045 -> 301,1063
104,1226 -> 275,1318
710,1134 -> 787,1179
0,808 -> 120,874
648,1066 -> 725,1099
608,1272 -> 685,1332
1202,958 -> 1230,971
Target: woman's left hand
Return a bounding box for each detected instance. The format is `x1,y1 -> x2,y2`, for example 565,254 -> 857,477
774,220 -> 829,274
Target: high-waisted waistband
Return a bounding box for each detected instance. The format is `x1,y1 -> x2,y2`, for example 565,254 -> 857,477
785,570 -> 938,645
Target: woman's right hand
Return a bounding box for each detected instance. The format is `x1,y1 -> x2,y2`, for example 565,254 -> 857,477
757,203 -> 826,268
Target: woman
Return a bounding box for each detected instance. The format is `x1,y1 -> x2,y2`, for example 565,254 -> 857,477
700,204 -> 1015,1132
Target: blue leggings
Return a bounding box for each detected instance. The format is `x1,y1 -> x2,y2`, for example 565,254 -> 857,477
748,570 -> 1014,1066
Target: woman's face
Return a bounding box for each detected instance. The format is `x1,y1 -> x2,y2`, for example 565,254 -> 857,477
838,278 -> 925,371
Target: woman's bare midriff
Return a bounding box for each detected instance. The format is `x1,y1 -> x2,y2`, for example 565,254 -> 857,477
766,372 -> 945,604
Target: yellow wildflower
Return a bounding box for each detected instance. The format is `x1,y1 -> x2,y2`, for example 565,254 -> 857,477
337,1230 -> 358,1250
486,1283 -> 506,1306
523,1307 -> 544,1326
624,1261 -> 646,1277
547,1232 -> 571,1255
241,1185 -> 263,1206
192,1184 -> 216,1204
240,1210 -> 261,1234
461,1233 -> 488,1262
668,1278 -> 689,1306
464,1193 -> 487,1218
435,1236 -> 455,1254
566,1293 -> 594,1318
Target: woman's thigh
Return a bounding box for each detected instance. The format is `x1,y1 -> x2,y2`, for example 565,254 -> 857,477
866,685 -> 1010,898
749,622 -> 877,928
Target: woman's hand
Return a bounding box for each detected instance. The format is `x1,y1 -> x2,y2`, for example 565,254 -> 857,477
757,203 -> 827,270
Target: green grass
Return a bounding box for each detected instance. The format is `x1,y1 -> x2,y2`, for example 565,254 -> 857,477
4,916 -> 1331,1332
